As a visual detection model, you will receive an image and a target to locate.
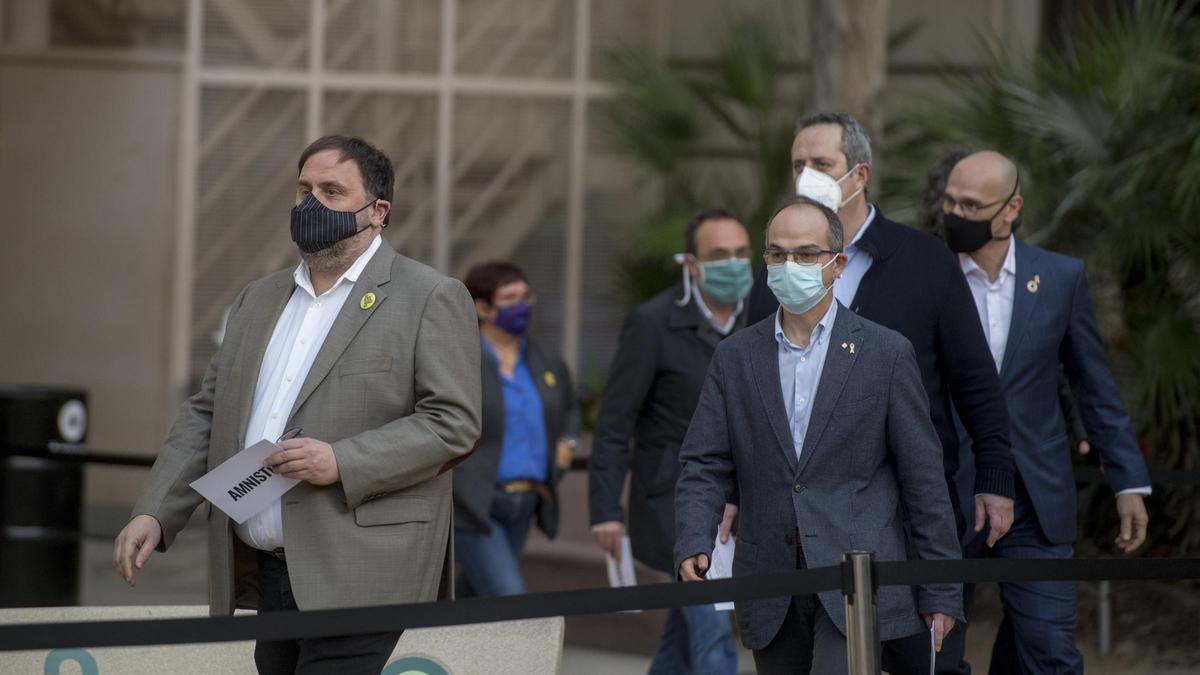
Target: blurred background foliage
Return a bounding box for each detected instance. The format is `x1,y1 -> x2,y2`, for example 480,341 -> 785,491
603,0 -> 1200,554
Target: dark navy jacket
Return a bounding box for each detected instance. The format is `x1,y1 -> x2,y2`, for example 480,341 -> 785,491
955,239 -> 1151,544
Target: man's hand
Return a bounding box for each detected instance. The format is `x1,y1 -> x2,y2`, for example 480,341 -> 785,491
554,439 -> 574,471
923,613 -> 956,652
590,521 -> 626,561
975,493 -> 1015,547
1115,493 -> 1149,553
1077,439 -> 1091,456
112,515 -> 162,587
266,437 -> 340,486
679,553 -> 710,582
718,503 -> 738,544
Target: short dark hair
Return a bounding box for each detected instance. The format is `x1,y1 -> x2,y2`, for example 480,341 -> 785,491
767,195 -> 844,251
298,135 -> 395,223
920,146 -> 976,238
465,261 -> 529,304
796,112 -> 873,169
684,208 -> 742,255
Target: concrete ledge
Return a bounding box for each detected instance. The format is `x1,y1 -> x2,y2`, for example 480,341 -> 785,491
0,606 -> 564,674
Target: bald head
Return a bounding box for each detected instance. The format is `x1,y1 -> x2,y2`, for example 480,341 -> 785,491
948,151 -> 1019,200
943,150 -> 1023,238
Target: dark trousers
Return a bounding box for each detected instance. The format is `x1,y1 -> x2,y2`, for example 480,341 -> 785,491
751,538 -> 849,674
963,477 -> 1082,675
881,473 -> 969,675
254,550 -> 403,675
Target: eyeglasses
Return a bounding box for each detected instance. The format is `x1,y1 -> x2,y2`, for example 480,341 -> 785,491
942,179 -> 1019,219
763,247 -> 841,265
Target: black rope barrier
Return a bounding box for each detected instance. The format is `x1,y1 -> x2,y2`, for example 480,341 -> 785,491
1,557 -> 1197,652
14,444 -> 1200,486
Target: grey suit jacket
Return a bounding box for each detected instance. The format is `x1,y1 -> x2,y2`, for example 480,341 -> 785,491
133,242 -> 482,615
674,303 -> 962,649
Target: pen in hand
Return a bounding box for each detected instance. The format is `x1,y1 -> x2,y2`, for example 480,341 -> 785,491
276,427 -> 304,443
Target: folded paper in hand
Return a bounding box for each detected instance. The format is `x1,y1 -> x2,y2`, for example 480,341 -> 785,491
189,439 -> 300,524
708,534 -> 736,611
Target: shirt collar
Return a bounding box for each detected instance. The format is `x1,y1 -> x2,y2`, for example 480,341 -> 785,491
958,235 -> 1016,281
845,204 -> 877,251
693,290 -> 744,335
294,234 -> 383,298
774,299 -> 838,351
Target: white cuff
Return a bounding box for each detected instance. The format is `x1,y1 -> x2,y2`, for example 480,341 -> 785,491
1116,486 -> 1152,496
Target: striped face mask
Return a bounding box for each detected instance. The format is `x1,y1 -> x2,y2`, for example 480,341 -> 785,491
289,193 -> 377,253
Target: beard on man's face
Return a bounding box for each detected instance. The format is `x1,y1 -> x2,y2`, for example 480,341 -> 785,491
298,217 -> 374,275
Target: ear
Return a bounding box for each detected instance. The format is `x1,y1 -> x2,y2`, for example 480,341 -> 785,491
474,298 -> 493,323
854,163 -> 871,189
1000,194 -> 1023,235
370,198 -> 391,229
683,255 -> 700,279
833,251 -> 848,277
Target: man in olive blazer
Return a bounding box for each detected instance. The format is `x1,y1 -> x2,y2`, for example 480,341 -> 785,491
115,136 -> 481,672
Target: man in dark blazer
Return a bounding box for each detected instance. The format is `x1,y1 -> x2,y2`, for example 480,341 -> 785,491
944,151 -> 1151,674
677,196 -> 962,674
589,209 -> 752,674
746,113 -> 1017,671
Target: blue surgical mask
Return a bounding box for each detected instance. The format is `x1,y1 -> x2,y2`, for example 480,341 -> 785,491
698,258 -> 753,306
767,258 -> 836,315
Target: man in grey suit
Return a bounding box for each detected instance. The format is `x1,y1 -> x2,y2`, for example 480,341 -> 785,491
112,135 -> 481,674
676,196 -> 963,674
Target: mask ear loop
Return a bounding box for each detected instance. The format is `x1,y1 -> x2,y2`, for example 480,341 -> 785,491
837,164 -> 864,207
674,253 -> 693,307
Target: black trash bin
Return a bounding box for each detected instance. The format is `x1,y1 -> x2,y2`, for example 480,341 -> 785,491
0,386 -> 88,608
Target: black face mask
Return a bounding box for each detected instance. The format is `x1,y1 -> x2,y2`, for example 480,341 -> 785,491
944,185 -> 1019,253
290,193 -> 376,253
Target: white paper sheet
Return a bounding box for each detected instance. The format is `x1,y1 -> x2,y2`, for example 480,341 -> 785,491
605,536 -> 637,587
604,536 -> 640,613
707,534 -> 736,611
929,622 -> 937,675
189,439 -> 300,524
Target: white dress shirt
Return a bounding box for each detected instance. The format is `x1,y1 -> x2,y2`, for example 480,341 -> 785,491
960,237 -> 1149,497
693,291 -> 744,335
775,301 -> 837,460
959,235 -> 1017,372
235,235 -> 383,551
832,204 -> 876,308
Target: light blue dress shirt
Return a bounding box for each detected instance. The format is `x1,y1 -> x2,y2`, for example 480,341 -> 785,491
832,204 -> 877,308
775,301 -> 838,459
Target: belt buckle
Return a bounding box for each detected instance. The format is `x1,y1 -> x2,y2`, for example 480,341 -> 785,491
270,548 -> 286,561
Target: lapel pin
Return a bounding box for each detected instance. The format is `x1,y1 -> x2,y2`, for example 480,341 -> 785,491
849,342 -> 856,354
841,342 -> 848,351
543,371 -> 557,388
1027,274 -> 1040,294
359,292 -> 376,310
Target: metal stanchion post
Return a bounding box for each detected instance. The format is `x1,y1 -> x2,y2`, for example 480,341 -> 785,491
843,550 -> 880,675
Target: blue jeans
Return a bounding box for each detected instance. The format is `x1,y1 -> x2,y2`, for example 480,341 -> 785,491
454,488 -> 539,597
648,603 -> 738,675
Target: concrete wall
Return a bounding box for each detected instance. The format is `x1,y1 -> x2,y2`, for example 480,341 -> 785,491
0,53 -> 180,518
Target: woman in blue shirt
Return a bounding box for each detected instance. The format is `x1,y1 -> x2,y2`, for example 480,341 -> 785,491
452,261 -> 580,596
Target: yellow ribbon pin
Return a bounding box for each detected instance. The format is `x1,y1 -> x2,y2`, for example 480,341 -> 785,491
1027,274 -> 1041,294
359,292 -> 376,310
544,372 -> 557,388
849,342 -> 856,354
